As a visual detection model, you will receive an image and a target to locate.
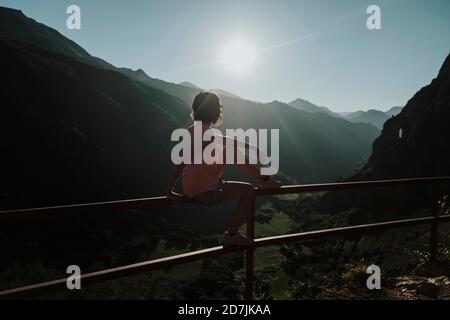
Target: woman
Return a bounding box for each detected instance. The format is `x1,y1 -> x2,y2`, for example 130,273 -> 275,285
166,91 -> 282,246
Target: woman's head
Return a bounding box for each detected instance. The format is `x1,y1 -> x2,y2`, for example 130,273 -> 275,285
191,91 -> 223,126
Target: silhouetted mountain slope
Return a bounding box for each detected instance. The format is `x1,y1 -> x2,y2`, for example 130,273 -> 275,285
0,6 -> 113,70
355,54 -> 450,180
119,67 -> 198,106
0,37 -> 189,210
317,53 -> 450,214
0,6 -> 194,102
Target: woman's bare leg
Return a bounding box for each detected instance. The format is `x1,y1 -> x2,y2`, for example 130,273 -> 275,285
214,146 -> 260,233
220,181 -> 255,233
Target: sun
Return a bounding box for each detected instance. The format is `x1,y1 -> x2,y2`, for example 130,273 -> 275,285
220,38 -> 256,74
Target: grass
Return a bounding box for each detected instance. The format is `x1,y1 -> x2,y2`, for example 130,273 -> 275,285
253,212 -> 294,300
255,212 -> 291,238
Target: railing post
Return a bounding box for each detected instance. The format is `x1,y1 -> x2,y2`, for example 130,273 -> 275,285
429,183 -> 440,262
244,193 -> 255,300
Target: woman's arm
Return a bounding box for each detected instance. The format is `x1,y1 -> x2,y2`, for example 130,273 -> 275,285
214,134 -> 282,188
214,134 -> 269,164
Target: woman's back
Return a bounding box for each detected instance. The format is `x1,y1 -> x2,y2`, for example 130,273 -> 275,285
182,122 -> 222,198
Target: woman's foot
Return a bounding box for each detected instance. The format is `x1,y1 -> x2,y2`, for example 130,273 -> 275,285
256,176 -> 283,189
223,231 -> 253,247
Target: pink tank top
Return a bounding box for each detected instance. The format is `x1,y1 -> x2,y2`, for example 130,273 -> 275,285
182,122 -> 223,198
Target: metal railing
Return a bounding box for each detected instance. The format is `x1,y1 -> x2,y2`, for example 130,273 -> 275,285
0,176 -> 449,300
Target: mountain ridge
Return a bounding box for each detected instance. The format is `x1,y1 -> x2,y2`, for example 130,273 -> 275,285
289,97 -> 403,130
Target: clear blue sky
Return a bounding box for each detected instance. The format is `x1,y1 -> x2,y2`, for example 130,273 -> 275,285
2,0 -> 449,112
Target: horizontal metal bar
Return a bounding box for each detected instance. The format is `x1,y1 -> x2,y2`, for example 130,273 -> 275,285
1,177 -> 449,221
0,196 -> 192,222
0,245 -> 241,300
2,214 -> 449,300
255,215 -> 450,247
256,176 -> 450,196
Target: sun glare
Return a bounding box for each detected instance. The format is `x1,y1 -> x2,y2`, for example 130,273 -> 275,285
220,38 -> 256,74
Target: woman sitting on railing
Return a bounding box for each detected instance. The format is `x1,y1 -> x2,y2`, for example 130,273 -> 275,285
166,91 -> 282,247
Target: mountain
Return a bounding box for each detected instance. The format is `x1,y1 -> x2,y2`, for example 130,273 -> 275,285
317,53 -> 450,214
0,6 -> 113,70
0,6 -> 381,210
209,88 -> 241,99
119,67 -> 200,106
0,7 -> 197,105
289,97 -> 403,130
179,81 -> 202,90
355,55 -> 450,181
178,82 -> 241,99
385,106 -> 403,117
0,36 -> 189,210
341,109 -> 390,130
341,107 -> 404,130
288,98 -> 341,118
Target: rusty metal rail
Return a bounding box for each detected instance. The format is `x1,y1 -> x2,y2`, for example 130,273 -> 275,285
0,176 -> 449,300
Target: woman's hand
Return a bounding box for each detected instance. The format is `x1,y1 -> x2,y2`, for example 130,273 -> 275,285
166,190 -> 185,204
